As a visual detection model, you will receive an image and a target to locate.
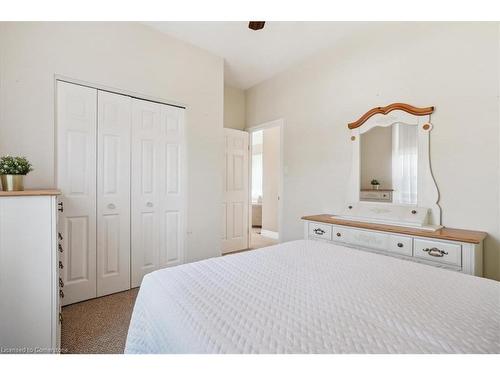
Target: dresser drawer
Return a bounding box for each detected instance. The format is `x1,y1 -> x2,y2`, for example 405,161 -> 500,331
388,235 -> 413,256
360,191 -> 392,201
413,239 -> 462,267
348,228 -> 390,251
332,227 -> 350,242
308,222 -> 332,240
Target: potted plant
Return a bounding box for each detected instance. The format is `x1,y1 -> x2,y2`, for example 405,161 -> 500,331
370,179 -> 380,190
0,155 -> 34,191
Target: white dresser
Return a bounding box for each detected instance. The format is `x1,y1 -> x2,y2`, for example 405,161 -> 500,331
0,190 -> 61,353
303,215 -> 486,276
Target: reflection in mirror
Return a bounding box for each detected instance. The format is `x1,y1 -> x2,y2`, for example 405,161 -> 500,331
360,124 -> 418,204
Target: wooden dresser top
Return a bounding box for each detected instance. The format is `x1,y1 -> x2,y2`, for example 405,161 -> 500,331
0,189 -> 61,197
302,214 -> 488,244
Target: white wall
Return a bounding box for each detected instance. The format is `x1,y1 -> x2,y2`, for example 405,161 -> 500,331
246,22 -> 500,281
0,22 -> 224,262
224,84 -> 246,130
360,126 -> 392,190
262,126 -> 280,233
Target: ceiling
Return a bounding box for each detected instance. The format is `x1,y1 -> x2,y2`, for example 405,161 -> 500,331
145,22 -> 369,90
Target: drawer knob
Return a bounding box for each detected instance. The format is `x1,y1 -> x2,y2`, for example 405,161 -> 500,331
313,228 -> 325,235
423,247 -> 448,257
411,210 -> 417,214
336,232 -> 341,237
397,242 -> 403,248
348,205 -> 353,209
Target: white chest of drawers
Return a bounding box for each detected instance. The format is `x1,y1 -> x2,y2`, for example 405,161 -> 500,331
0,190 -> 61,353
303,214 -> 486,276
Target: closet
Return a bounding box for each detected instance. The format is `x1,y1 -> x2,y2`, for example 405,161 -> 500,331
57,81 -> 185,305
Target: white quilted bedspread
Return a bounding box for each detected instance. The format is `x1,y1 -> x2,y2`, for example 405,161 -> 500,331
125,240 -> 500,354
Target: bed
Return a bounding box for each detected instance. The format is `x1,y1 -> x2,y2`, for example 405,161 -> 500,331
125,240 -> 499,354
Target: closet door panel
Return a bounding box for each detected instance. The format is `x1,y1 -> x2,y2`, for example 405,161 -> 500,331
159,105 -> 185,267
57,81 -> 97,305
97,91 -> 131,297
131,99 -> 161,287
159,106 -> 185,267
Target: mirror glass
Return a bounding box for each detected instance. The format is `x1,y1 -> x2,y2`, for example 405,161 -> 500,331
359,124 -> 418,204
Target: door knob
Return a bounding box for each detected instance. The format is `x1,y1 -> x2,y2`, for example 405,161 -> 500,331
107,203 -> 116,209
146,202 -> 154,207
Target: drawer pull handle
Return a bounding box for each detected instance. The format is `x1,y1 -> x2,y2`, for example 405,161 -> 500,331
423,247 -> 448,257
336,232 -> 342,237
397,242 -> 404,248
313,228 -> 325,235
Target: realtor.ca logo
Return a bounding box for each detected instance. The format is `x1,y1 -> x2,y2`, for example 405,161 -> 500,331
1,346 -> 68,354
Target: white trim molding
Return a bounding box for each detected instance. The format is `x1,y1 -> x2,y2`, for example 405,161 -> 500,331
247,118 -> 284,242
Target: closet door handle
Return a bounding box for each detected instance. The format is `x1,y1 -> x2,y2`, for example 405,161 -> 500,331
146,202 -> 154,208
107,203 -> 116,209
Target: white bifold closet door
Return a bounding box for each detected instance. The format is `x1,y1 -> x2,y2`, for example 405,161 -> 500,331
131,99 -> 185,288
57,81 -> 98,305
96,91 -> 131,297
58,81 -> 185,305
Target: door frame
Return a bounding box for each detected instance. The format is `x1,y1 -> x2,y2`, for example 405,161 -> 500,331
247,118 -> 284,243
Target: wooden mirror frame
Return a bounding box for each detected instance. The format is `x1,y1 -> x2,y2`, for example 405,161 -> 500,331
342,103 -> 441,228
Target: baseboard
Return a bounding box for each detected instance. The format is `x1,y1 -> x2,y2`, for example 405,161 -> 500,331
260,229 -> 279,240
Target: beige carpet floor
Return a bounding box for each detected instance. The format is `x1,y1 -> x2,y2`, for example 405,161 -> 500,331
61,288 -> 139,354
250,227 -> 278,249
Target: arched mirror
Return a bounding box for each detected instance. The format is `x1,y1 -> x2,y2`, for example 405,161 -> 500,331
339,103 -> 441,230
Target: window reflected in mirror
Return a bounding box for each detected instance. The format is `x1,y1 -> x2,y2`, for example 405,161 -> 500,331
360,124 -> 418,204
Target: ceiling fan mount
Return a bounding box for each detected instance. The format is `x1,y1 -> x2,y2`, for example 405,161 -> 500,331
248,21 -> 265,31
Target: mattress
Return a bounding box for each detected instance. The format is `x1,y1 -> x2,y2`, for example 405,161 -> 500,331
125,240 -> 500,354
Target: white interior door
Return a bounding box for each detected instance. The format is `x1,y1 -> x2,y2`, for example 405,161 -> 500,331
57,81 -> 97,306
96,91 -> 131,297
222,128 -> 249,254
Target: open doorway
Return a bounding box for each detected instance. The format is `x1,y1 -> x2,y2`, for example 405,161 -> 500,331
248,120 -> 283,250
